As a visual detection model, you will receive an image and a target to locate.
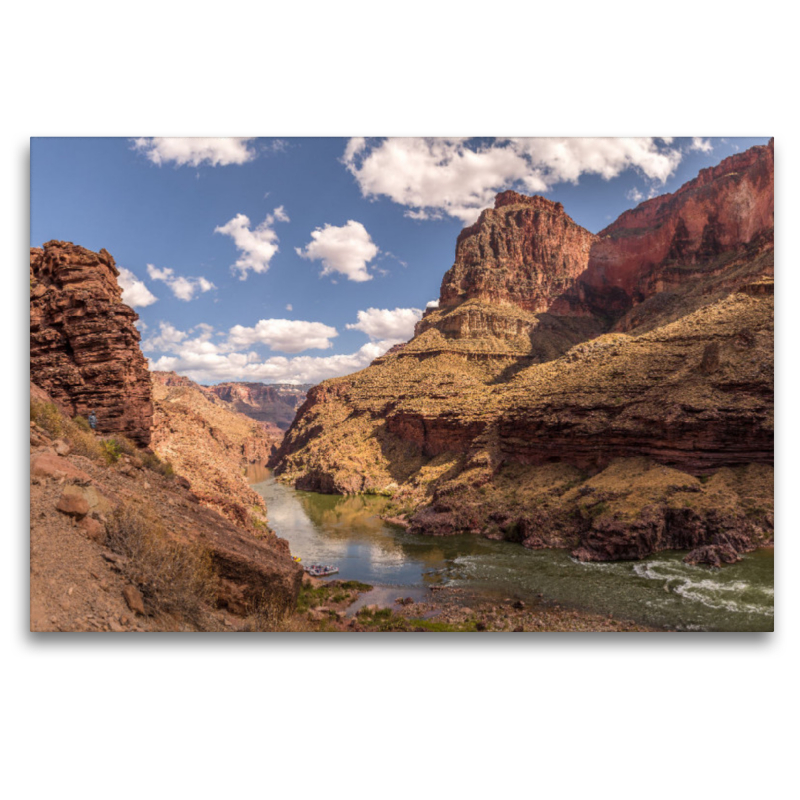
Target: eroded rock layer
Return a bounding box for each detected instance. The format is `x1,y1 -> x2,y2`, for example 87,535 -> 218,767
150,372 -> 282,531
30,241 -> 153,446
273,141 -> 774,562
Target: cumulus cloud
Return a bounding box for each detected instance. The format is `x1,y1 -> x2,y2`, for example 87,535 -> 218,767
143,319 -> 393,384
227,319 -> 338,353
141,322 -> 189,352
426,299 -> 440,309
215,207 -> 289,280
689,137 -> 713,153
626,187 -> 645,204
295,220 -> 379,282
133,137 -> 256,167
147,340 -> 394,385
346,307 -> 422,341
117,266 -> 157,308
343,137 -> 683,224
146,264 -> 216,301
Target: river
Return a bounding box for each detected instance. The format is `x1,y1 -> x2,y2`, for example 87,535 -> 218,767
250,469 -> 774,632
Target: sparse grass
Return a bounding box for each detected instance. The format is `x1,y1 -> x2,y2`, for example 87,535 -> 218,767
355,606 -> 478,632
296,580 -> 372,613
239,591 -> 311,632
106,501 -> 219,628
30,399 -> 105,460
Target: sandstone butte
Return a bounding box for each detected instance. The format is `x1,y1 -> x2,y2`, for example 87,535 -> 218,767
273,139 -> 774,564
30,241 -> 154,446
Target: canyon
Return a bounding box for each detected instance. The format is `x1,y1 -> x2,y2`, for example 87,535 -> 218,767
273,140 -> 774,564
29,139 -> 775,634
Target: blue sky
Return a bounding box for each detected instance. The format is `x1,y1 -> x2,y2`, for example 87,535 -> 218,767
30,136 -> 770,385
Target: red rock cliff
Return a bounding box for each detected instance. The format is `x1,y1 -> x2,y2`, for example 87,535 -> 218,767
580,139 -> 774,317
30,241 -> 153,446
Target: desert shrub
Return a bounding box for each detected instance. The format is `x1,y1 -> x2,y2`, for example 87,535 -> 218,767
107,502 -> 218,627
100,439 -> 122,464
68,427 -> 105,460
73,416 -> 91,432
141,451 -> 175,477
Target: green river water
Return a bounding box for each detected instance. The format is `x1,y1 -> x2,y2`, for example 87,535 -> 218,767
250,469 -> 774,632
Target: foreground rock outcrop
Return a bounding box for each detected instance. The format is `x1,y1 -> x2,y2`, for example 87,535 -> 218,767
273,141 -> 774,563
31,383 -> 302,631
30,241 -> 153,446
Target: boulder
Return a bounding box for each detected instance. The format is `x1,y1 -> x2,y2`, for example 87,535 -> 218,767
122,585 -> 145,615
56,488 -> 90,518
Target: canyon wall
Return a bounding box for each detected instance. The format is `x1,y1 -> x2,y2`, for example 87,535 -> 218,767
150,372 -> 282,531
273,141 -> 774,562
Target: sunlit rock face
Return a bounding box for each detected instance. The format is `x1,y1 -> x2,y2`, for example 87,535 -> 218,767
30,241 -> 154,446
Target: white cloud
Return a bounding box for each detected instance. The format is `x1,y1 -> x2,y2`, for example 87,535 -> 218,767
146,326 -> 393,384
149,339 -> 394,385
227,319 -> 338,353
343,137 -> 683,224
142,322 -> 188,352
689,137 -> 713,153
286,303 -> 293,312
426,299 -> 439,309
215,207 -> 289,280
117,267 -> 158,308
133,137 -> 256,167
346,307 -> 422,341
146,263 -> 216,301
626,187 -> 645,204
295,220 -> 379,282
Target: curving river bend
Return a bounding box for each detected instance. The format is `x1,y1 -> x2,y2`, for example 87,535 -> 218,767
250,469 -> 774,632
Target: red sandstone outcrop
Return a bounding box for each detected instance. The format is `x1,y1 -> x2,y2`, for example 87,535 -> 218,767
30,241 -> 153,446
437,192 -> 596,312
576,139 -> 774,324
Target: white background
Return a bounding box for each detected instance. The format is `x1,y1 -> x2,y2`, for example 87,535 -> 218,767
4,3 -> 796,799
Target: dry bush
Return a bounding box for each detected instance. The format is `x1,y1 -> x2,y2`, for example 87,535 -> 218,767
239,592 -> 313,632
107,501 -> 219,628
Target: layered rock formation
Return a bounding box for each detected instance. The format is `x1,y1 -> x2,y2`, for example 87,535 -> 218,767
205,382 -> 312,430
150,372 -> 282,530
30,241 -> 154,446
273,141 -> 774,562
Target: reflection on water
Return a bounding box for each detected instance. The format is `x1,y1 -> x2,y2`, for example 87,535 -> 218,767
252,472 -> 774,632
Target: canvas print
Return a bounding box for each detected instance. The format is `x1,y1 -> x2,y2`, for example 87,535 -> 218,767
29,137 -> 774,632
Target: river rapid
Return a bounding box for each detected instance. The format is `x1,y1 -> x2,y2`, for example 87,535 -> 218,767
250,469 -> 774,632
